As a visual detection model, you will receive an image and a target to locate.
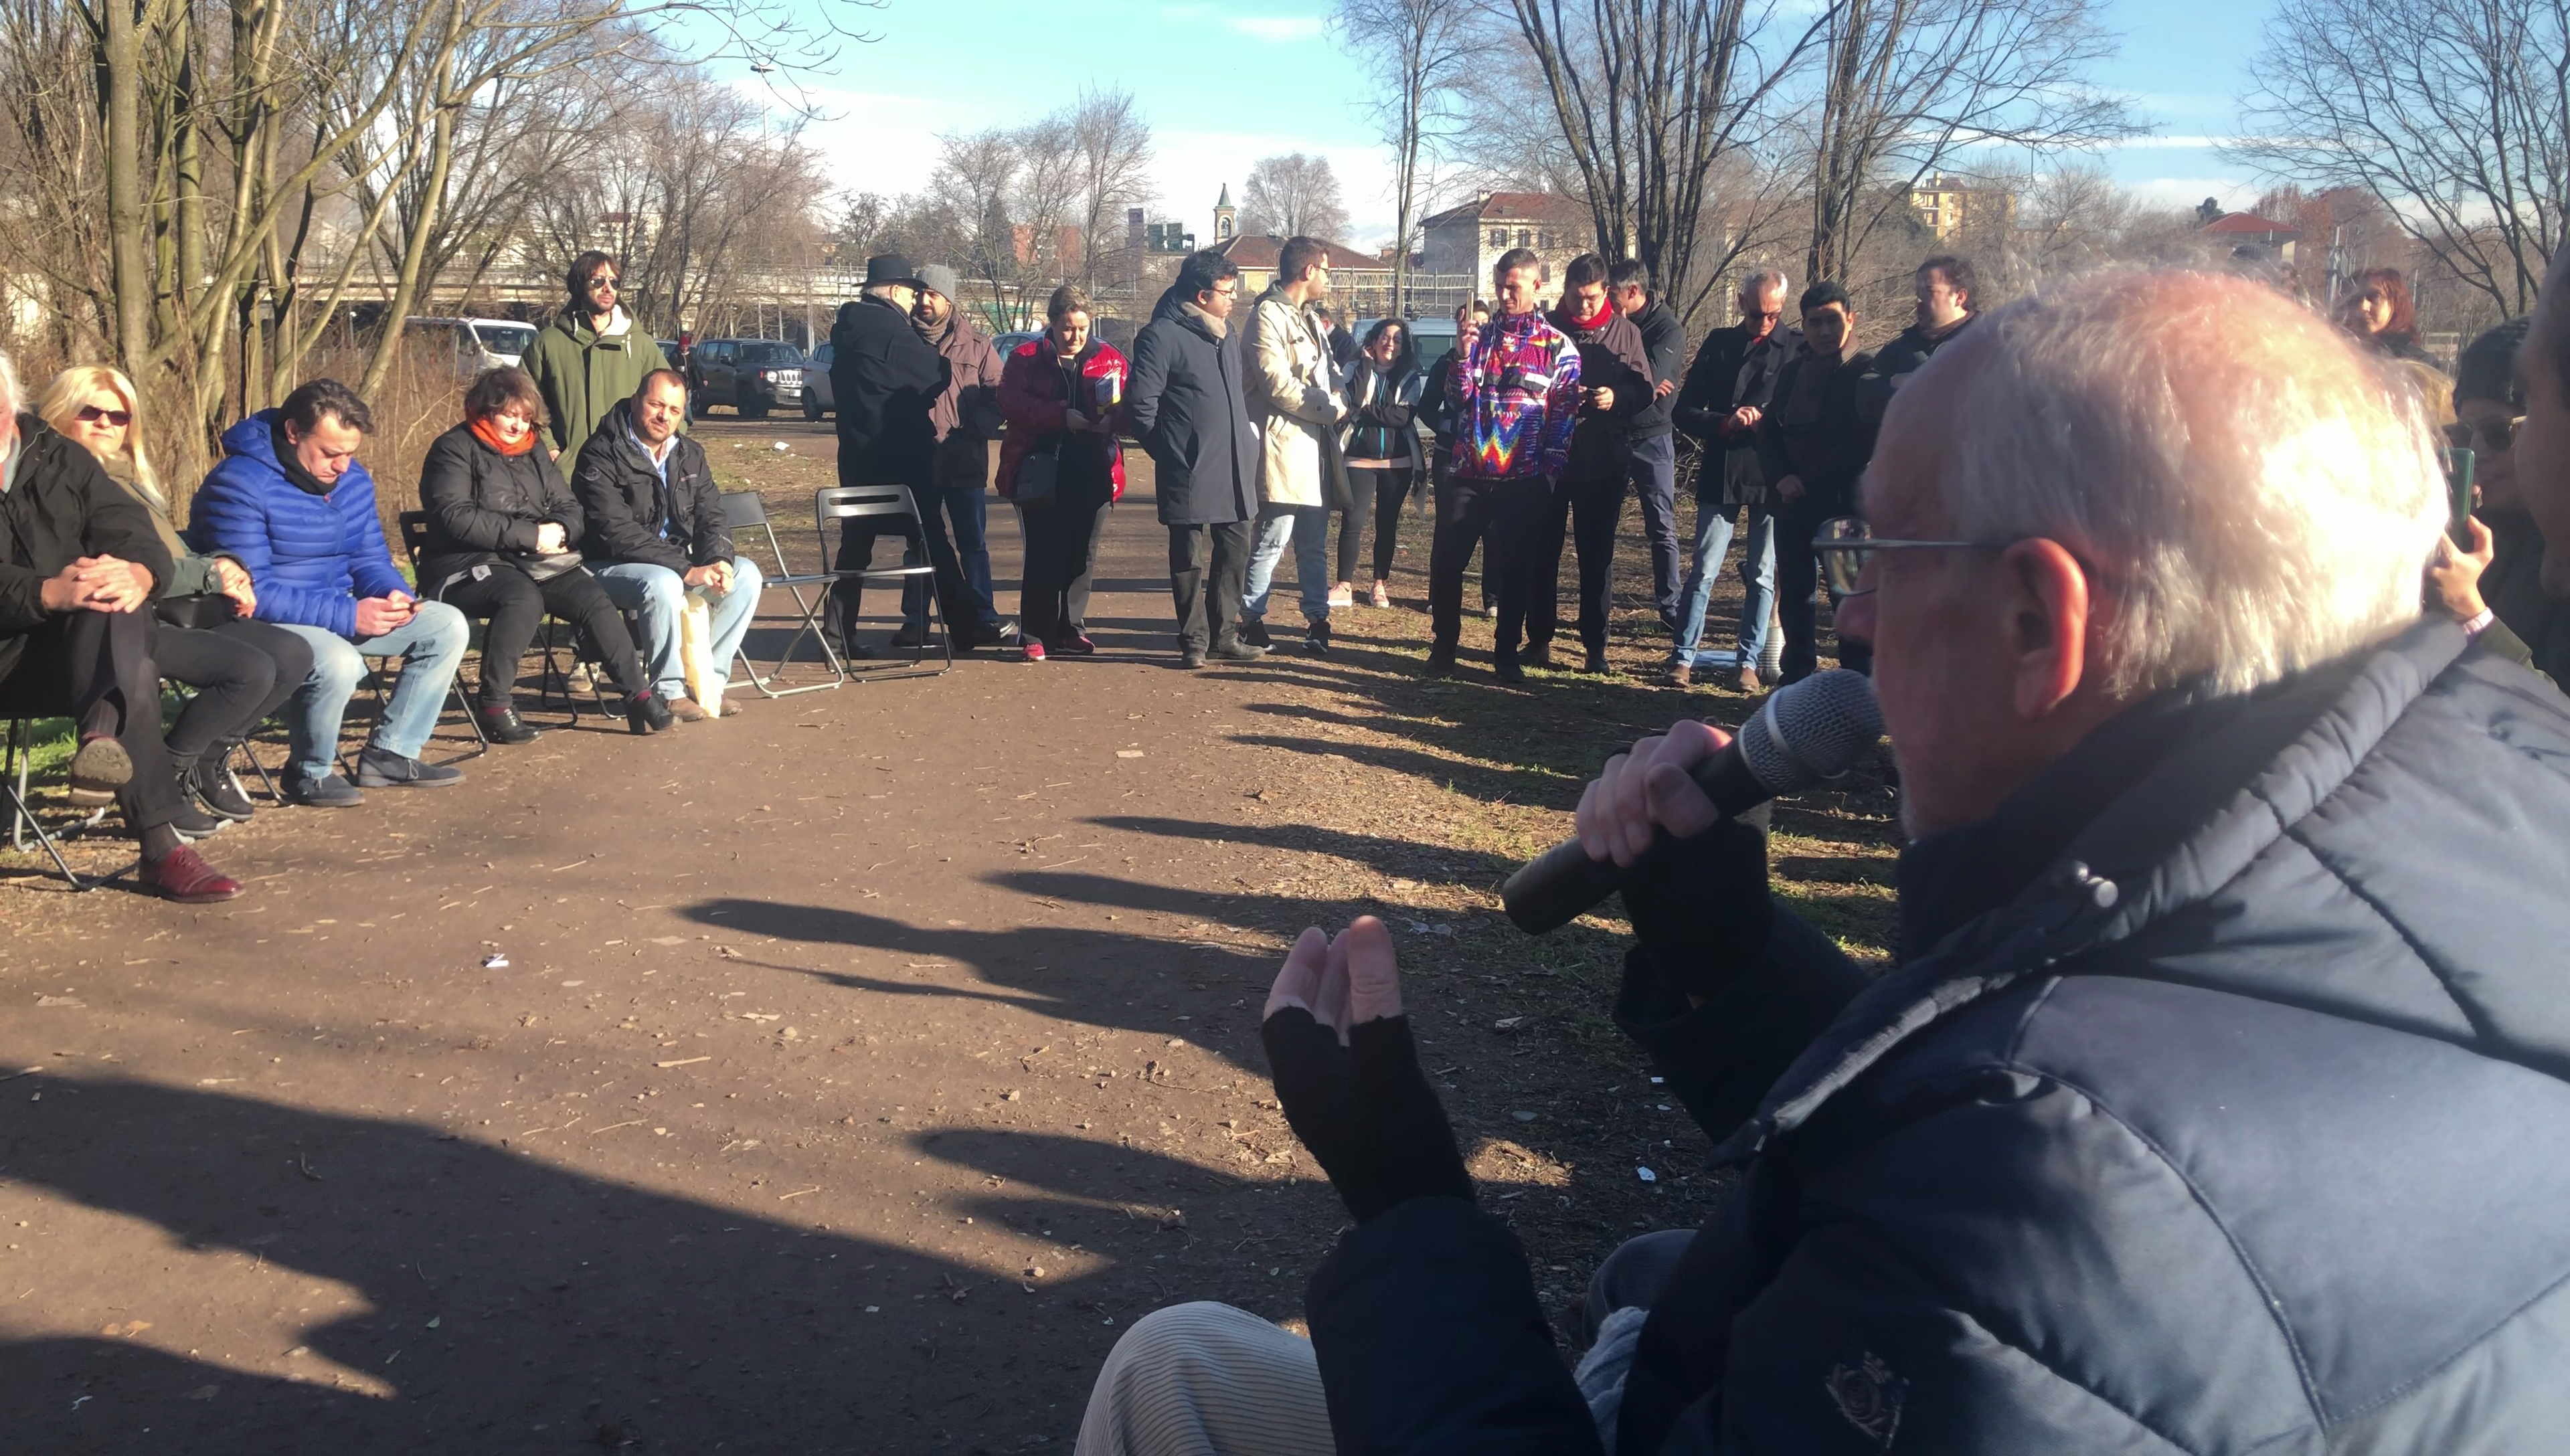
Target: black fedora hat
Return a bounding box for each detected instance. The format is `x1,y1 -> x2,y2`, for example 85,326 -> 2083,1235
864,253 -> 924,288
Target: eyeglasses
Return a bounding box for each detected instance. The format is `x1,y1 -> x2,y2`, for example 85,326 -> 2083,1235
586,275 -> 619,291
2445,416 -> 2524,452
1808,516 -> 2010,595
76,405 -> 133,427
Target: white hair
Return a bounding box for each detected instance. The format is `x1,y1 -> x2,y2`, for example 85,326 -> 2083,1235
1930,269 -> 2446,699
1742,268 -> 1792,301
0,345 -> 19,418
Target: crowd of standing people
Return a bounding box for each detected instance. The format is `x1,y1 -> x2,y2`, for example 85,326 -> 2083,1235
9,232 -> 2549,923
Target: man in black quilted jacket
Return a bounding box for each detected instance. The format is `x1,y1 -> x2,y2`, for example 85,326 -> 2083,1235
1072,268 -> 2570,1455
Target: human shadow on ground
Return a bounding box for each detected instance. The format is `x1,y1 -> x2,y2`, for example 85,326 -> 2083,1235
0,1076 -> 1333,1455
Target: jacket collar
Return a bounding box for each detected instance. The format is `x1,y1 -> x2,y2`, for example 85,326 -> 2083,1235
1712,619 -> 2470,1164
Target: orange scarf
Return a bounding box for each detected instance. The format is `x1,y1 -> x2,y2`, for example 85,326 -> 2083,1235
471,416 -> 537,456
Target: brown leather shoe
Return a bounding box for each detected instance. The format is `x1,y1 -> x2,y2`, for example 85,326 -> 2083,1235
1734,666 -> 1764,694
717,698 -> 743,717
1665,661 -> 1693,688
664,695 -> 710,723
139,844 -> 241,903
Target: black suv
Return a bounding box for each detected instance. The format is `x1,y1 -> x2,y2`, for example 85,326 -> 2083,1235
685,338 -> 808,419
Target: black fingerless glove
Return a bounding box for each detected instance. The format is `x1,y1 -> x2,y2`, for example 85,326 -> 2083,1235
1618,802 -> 1776,1000
1262,1010 -> 1474,1224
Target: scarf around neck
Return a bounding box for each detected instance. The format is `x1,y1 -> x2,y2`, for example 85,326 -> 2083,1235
472,416 -> 538,457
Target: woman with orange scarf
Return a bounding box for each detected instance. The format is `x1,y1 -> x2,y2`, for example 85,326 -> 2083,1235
418,367 -> 666,740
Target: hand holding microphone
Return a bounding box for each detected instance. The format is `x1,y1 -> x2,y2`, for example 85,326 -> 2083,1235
1503,670 -> 1883,935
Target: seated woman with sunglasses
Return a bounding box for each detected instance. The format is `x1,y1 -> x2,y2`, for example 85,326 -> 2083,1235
36,365 -> 316,830
417,367 -> 669,739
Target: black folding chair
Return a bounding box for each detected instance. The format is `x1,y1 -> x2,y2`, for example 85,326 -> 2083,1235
3,717 -> 131,891
395,511 -> 587,732
814,484 -> 952,682
720,489 -> 845,697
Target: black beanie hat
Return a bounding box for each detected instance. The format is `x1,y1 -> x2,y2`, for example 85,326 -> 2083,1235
2454,316 -> 2533,408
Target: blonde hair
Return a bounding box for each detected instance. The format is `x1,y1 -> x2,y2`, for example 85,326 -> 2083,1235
35,364 -> 157,500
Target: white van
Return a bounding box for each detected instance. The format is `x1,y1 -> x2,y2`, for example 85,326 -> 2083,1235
406,316 -> 541,375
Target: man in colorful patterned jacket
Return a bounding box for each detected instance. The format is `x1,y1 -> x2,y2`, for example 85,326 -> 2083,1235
1427,247 -> 1581,682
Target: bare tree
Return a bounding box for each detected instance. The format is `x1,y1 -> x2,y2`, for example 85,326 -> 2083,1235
1014,112 -> 1084,289
1068,86 -> 1152,298
1505,0 -> 1827,321
2232,0 -> 2567,314
1239,153 -> 1352,242
1333,0 -> 1484,316
1800,0 -> 2138,286
930,127 -> 1026,326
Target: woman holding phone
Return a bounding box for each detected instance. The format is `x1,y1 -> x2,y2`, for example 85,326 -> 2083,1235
996,285 -> 1129,662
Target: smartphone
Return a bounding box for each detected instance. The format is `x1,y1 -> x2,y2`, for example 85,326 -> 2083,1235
2444,446 -> 2476,547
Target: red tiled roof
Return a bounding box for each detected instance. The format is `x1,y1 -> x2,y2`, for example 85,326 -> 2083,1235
2203,212 -> 2300,236
1420,192 -> 1589,229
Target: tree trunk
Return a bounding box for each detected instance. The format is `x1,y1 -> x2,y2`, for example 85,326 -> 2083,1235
361,93 -> 458,399
99,0 -> 153,372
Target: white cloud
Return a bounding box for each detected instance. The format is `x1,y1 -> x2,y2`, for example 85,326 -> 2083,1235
2124,176 -> 2261,211
1230,15 -> 1326,42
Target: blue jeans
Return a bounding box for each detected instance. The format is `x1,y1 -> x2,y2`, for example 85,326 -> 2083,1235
1243,503 -> 1331,624
278,603 -> 469,780
592,558 -> 765,700
1668,498 -> 1776,669
902,484 -> 997,631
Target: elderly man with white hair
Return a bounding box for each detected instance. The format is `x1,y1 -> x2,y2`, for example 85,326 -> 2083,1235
1071,270 -> 2570,1455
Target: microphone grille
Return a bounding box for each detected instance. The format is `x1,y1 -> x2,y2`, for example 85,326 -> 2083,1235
1738,669 -> 1885,793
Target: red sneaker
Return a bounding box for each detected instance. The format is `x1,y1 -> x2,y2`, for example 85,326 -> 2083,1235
139,844 -> 242,903
1021,640 -> 1047,663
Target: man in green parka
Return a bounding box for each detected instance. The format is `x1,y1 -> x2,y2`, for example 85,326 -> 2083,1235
522,250 -> 673,480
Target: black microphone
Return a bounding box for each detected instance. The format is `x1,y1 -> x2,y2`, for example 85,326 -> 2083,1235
1501,670 -> 1885,934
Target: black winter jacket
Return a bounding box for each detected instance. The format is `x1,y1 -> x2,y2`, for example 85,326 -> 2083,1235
1128,287 -> 1258,527
1626,298 -> 1688,440
1551,306 -> 1654,483
830,296 -> 949,488
1857,314 -> 1976,428
1673,325 -> 1798,505
1755,349 -> 1875,519
570,397 -> 734,575
1308,620 -> 2570,1454
1418,351 -> 1464,458
416,422 -> 584,595
0,415 -> 174,680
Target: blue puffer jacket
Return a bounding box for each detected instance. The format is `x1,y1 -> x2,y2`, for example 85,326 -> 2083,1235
188,412 -> 409,639
1309,620 -> 2570,1453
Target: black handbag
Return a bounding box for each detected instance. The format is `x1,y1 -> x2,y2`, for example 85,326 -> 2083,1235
153,593 -> 240,630
1016,438 -> 1061,505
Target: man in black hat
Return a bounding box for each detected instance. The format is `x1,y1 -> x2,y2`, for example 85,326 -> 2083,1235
827,253 -> 975,655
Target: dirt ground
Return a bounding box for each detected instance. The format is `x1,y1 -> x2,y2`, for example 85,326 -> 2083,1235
0,414 -> 1895,1452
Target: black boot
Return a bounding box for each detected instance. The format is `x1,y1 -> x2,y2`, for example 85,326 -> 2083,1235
181,745 -> 257,822
626,689 -> 675,735
475,701 -> 541,745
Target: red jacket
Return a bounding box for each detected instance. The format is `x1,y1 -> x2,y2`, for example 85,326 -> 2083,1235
996,337 -> 1129,502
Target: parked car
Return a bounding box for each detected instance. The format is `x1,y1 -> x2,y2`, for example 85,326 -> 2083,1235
799,341 -> 835,420
685,337 -> 807,419
1355,314 -> 1458,366
406,316 -> 539,377
993,330 -> 1043,359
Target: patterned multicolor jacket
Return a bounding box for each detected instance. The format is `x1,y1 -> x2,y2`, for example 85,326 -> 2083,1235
1446,309 -> 1582,483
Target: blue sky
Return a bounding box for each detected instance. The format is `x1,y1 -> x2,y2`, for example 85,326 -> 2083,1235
768,0 -> 2272,248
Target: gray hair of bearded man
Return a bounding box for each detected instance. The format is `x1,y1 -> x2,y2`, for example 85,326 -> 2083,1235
1925,268 -> 2446,700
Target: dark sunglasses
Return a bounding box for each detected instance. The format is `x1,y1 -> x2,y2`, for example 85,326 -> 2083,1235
586,274 -> 620,291
76,405 -> 133,427
2444,416 -> 2524,452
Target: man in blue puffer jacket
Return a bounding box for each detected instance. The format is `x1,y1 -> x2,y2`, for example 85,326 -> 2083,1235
1074,269 -> 2570,1455
190,379 -> 468,806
